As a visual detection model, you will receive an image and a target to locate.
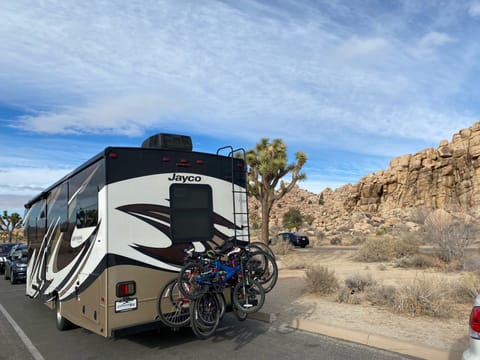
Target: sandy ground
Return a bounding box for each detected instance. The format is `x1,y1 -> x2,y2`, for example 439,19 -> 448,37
264,248 -> 470,355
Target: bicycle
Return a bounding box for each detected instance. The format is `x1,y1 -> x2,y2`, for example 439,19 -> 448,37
158,278 -> 190,328
178,245 -> 265,314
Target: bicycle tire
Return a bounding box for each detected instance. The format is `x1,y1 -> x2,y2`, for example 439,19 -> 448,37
246,250 -> 278,293
248,242 -> 275,258
158,279 -> 190,327
178,261 -> 210,300
190,292 -> 221,339
232,277 -> 265,314
232,304 -> 248,321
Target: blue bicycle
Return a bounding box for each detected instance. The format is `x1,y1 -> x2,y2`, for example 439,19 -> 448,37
178,246 -> 266,314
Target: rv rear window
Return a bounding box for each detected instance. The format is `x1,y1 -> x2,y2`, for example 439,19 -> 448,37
170,184 -> 213,243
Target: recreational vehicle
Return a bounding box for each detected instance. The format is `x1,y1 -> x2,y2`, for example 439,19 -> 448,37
23,133 -> 249,337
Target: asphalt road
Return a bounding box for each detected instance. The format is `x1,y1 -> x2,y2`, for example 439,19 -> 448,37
0,277 -> 419,360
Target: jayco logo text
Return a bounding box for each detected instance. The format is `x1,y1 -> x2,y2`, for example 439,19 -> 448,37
168,173 -> 202,182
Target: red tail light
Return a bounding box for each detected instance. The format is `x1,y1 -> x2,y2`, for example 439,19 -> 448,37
116,281 -> 136,297
470,307 -> 480,333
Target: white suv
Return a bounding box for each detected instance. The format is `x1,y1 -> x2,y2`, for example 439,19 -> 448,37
463,295 -> 480,360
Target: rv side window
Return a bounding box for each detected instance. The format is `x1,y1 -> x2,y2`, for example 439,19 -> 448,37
170,184 -> 213,243
47,183 -> 68,232
25,200 -> 46,246
68,162 -> 105,229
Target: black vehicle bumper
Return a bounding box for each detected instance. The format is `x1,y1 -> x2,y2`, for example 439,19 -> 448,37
13,270 -> 27,281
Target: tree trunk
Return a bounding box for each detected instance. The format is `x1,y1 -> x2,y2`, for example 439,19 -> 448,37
260,197 -> 273,244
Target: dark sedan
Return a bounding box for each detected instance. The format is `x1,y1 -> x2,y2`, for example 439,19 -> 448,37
0,243 -> 19,274
276,232 -> 310,248
4,243 -> 28,284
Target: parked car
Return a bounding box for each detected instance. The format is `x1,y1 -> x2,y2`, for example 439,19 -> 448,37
4,243 -> 28,284
0,243 -> 19,274
275,232 -> 309,248
463,295 -> 480,360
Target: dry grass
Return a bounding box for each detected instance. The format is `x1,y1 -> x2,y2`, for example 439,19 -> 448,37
304,266 -> 339,295
355,237 -> 395,262
270,240 -> 293,256
391,275 -> 453,318
452,272 -> 480,304
344,272 -> 376,292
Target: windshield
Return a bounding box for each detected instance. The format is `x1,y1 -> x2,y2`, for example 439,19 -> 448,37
13,248 -> 28,258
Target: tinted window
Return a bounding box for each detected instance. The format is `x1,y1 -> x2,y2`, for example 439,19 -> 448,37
25,200 -> 46,247
47,182 -> 68,231
68,162 -> 104,229
170,184 -> 213,243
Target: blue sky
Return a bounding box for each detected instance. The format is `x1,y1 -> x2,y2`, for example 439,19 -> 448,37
1,0 -> 480,215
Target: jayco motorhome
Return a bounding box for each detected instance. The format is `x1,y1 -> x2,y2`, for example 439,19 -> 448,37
23,133 -> 249,337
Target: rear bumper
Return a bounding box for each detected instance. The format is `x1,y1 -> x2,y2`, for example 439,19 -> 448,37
13,269 -> 27,281
463,337 -> 480,360
293,240 -> 309,247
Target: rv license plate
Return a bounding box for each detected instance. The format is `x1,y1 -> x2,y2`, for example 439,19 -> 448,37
115,298 -> 137,312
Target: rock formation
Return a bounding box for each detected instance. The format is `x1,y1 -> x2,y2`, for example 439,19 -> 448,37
249,121 -> 480,237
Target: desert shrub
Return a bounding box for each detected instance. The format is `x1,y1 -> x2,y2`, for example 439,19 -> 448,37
375,227 -> 390,236
394,254 -> 433,269
344,273 -> 376,292
304,214 -> 315,226
282,207 -> 303,230
271,240 -> 292,256
350,235 -> 366,245
355,237 -> 395,262
315,229 -> 326,240
305,266 -> 339,295
452,273 -> 480,304
336,286 -> 362,304
364,284 -> 396,307
330,237 -> 342,245
392,276 -> 453,318
377,263 -> 387,271
392,233 -> 420,258
424,209 -> 476,263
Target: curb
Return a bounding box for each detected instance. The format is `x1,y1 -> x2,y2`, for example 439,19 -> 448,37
251,312 -> 463,360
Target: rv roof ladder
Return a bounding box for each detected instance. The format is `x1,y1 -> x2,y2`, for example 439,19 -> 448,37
217,146 -> 250,245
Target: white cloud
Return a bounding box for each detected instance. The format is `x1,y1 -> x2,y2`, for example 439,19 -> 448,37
0,168 -> 71,196
468,2 -> 480,17
419,31 -> 455,48
338,36 -> 390,59
15,94 -> 180,136
1,2 -> 472,145
0,195 -> 31,215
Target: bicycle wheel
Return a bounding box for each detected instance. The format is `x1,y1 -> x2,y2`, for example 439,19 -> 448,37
248,241 -> 275,258
158,279 -> 190,327
178,261 -> 210,300
232,277 -> 265,314
246,250 -> 278,293
190,292 -> 221,339
232,304 -> 248,321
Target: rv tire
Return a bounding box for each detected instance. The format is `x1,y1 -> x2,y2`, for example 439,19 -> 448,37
56,300 -> 74,331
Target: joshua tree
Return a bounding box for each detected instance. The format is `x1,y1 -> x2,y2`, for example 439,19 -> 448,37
0,210 -> 23,243
246,138 -> 307,244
